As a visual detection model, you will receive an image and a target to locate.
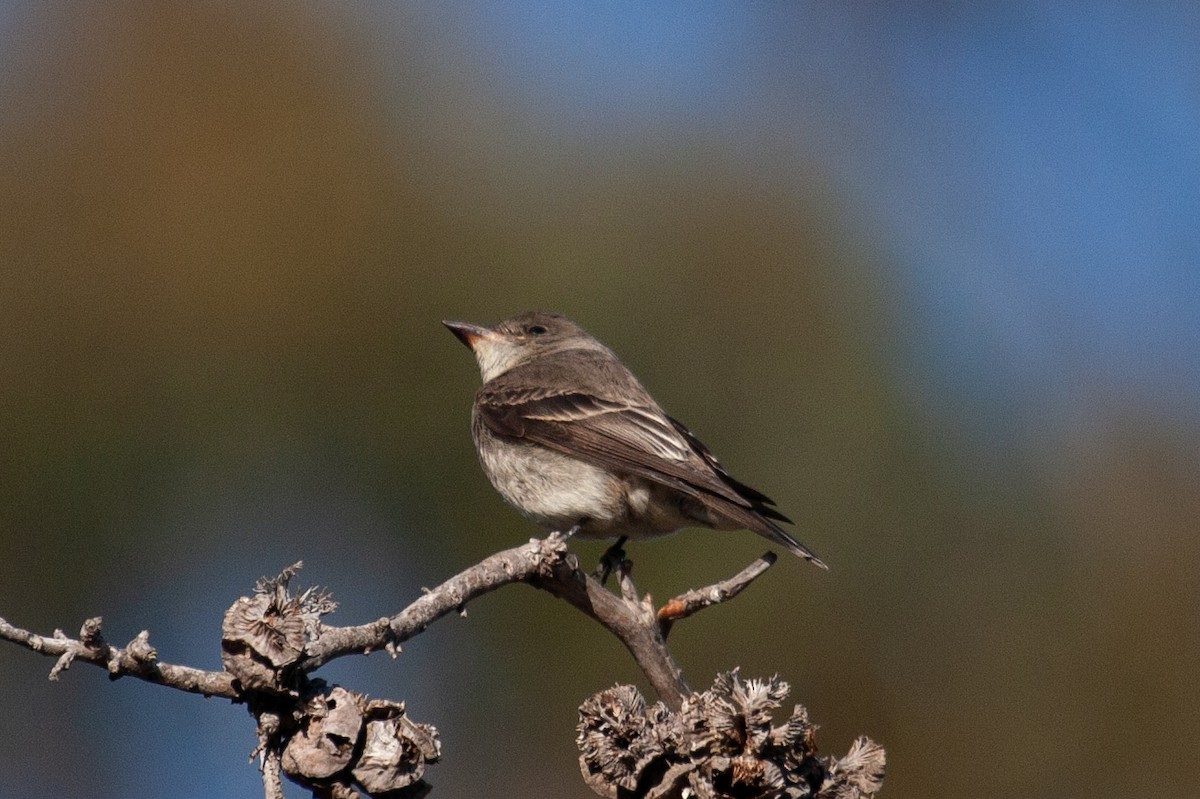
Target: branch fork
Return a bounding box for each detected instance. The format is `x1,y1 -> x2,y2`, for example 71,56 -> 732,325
1,535 -> 883,799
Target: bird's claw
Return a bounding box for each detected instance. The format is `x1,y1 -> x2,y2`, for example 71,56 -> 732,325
593,535 -> 629,585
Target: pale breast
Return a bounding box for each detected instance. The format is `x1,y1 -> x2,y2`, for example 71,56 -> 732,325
473,420 -> 626,533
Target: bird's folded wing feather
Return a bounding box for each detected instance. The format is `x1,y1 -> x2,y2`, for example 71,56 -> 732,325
476,386 -> 765,512
664,415 -> 792,523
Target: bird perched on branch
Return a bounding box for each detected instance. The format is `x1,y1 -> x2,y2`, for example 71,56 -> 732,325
444,311 -> 826,569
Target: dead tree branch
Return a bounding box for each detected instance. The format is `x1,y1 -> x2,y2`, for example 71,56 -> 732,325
0,615 -> 238,699
656,551 -> 778,638
300,534 -> 575,670
1,535 -> 882,798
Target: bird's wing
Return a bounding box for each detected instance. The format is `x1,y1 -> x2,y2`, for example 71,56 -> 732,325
475,384 -> 760,511
476,375 -> 825,567
664,414 -> 792,524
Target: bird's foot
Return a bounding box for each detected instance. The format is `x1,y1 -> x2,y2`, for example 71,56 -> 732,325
593,536 -> 629,586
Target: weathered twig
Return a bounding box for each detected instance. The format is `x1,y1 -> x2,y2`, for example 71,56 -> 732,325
528,550 -> 691,710
302,535 -> 708,710
0,615 -> 238,699
3,536 -> 766,712
300,534 -> 574,670
1,535 -> 868,797
656,551 -> 777,638
261,742 -> 285,799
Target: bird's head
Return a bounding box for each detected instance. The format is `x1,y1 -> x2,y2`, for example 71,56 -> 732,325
443,311 -> 605,381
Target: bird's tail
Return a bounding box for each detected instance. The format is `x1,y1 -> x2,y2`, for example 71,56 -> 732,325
757,518 -> 828,570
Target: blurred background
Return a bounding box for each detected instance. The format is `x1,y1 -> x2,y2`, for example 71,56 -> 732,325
2,3 -> 1198,797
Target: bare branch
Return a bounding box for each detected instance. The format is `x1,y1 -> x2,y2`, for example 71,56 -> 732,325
656,551 -> 777,638
300,534 -> 574,670
299,534 -> 693,710
3,536 -> 774,715
0,615 -> 238,699
1,536 -> 864,795
528,552 -> 691,711
261,746 -> 285,799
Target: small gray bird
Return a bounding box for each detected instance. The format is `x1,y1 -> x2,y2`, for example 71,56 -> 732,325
444,311 -> 826,569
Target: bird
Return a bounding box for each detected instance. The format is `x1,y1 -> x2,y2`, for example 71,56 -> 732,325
443,311 -> 826,569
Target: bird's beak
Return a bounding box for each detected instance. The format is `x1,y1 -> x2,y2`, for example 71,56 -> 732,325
442,320 -> 493,350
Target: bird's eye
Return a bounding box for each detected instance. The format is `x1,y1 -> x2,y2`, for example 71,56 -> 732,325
527,325 -> 548,335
